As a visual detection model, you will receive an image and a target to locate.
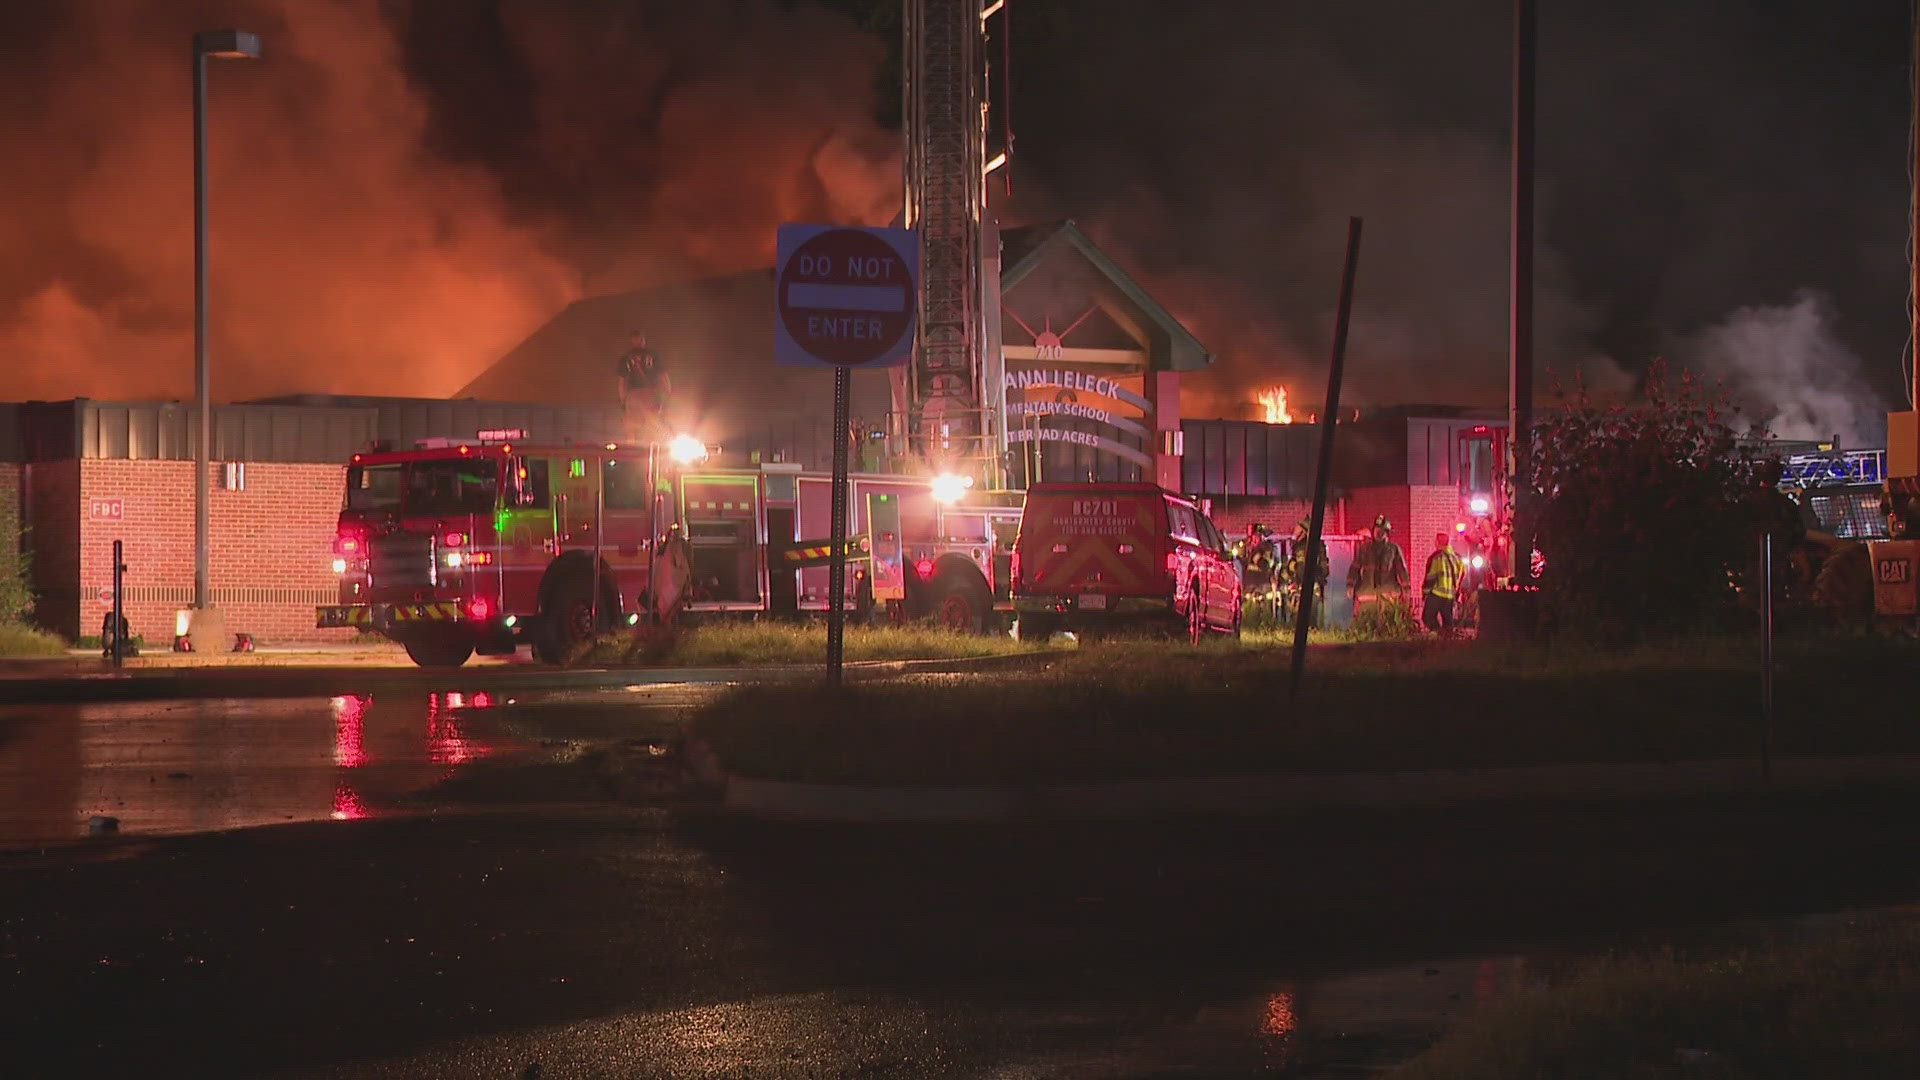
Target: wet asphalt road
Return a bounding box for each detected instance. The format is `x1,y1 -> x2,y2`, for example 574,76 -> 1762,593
5,785 -> 1920,1076
0,686 -> 711,843
4,684 -> 1920,1075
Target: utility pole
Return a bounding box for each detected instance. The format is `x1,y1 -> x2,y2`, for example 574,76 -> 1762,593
190,30 -> 260,640
1508,0 -> 1536,584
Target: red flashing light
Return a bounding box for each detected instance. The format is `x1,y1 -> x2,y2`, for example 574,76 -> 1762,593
1456,522 -> 1468,533
458,444 -> 471,455
464,551 -> 493,566
443,531 -> 465,547
914,558 -> 934,579
467,596 -> 492,621
1471,425 -> 1489,433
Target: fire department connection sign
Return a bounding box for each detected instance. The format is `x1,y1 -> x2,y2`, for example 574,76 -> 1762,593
775,224 -> 917,368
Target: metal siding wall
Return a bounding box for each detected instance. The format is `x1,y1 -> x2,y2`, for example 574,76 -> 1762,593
1224,425 -> 1245,495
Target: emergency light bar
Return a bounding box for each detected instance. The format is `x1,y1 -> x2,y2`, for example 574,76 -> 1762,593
477,428 -> 526,442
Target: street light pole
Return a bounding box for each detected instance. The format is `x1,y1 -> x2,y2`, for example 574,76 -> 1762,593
190,29 -> 260,625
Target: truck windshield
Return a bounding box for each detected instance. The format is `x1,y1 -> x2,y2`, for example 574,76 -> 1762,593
347,464 -> 404,512
406,459 -> 499,515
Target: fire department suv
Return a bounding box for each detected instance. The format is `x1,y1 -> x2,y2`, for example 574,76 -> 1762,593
1012,483 -> 1242,642
318,435 -> 1021,666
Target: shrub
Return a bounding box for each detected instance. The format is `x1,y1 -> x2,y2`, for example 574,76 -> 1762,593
1528,363 -> 1761,641
0,510 -> 31,624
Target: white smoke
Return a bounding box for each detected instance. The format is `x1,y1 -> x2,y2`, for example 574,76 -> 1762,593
1682,290 -> 1887,446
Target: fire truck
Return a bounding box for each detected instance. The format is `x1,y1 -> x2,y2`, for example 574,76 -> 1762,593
317,432 -> 1022,666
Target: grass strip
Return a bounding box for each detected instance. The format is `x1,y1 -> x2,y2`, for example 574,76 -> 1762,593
0,621 -> 70,658
584,622 -> 1049,667
1394,918 -> 1920,1078
689,633 -> 1920,785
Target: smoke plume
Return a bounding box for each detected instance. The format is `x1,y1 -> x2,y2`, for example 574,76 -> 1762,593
1680,290 -> 1888,447
0,0 -> 899,403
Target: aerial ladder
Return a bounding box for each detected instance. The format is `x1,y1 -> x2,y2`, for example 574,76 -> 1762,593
898,0 -> 1010,490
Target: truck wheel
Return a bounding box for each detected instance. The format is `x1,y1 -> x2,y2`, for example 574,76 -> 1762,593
1812,542 -> 1873,628
932,575 -> 987,634
404,637 -> 473,668
536,568 -> 613,664
1187,583 -> 1206,644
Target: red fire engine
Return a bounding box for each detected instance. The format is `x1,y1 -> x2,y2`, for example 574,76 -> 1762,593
317,432 -> 1021,666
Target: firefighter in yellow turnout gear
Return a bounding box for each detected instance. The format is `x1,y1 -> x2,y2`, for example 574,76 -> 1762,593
1422,530 -> 1465,635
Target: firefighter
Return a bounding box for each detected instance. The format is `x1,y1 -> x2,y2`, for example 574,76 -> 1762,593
1347,515 -> 1410,619
1285,518 -> 1330,628
1743,457 -> 1810,604
616,331 -> 670,441
1422,530 -> 1465,635
1236,522 -> 1278,616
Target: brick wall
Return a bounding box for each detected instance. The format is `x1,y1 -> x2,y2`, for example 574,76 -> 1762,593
1204,495 -> 1363,542
71,460 -> 353,645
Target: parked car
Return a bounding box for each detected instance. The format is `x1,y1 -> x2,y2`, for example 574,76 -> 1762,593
1012,482 -> 1241,642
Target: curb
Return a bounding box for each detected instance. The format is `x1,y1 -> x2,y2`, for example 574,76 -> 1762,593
707,753 -> 1920,823
0,649 -> 1061,704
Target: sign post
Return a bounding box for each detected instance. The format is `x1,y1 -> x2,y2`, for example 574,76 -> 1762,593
775,223 -> 917,684
111,539 -> 126,667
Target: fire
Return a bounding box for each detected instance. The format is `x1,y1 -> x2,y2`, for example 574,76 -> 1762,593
1257,386 -> 1293,424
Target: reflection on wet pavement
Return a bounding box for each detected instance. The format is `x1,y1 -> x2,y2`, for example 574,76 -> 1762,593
0,691 -> 537,843
289,959 -> 1541,1078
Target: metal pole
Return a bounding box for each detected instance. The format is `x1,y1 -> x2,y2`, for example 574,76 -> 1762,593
112,539 -> 125,668
591,468 -> 604,630
193,45 -> 211,612
1290,216 -> 1364,698
827,367 -> 852,684
647,443 -> 658,624
1508,0 -> 1536,584
1761,531 -> 1774,783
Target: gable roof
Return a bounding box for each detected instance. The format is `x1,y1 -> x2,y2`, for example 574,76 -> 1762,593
998,219 -> 1213,372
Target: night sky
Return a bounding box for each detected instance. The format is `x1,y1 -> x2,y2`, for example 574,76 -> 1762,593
0,0 -> 1911,442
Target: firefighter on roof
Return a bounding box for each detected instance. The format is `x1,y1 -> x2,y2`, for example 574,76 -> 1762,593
1347,515 -> 1410,618
617,330 -> 670,441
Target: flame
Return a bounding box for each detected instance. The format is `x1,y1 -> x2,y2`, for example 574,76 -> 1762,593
1257,386 -> 1294,424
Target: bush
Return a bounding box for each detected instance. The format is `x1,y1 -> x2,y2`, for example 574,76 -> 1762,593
0,621 -> 68,657
1528,363 -> 1761,641
0,509 -> 31,624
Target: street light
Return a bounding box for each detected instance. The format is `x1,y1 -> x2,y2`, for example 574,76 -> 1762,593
188,29 -> 259,646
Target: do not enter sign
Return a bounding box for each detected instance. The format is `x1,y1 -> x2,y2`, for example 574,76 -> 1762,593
775,224 -> 917,368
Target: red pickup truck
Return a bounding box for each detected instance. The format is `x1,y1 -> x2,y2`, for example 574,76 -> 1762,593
1011,482 -> 1242,642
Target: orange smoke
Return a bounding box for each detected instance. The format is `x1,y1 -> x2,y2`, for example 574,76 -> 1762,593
0,1 -> 900,403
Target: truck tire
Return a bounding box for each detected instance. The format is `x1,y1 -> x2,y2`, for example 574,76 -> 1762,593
1812,541 -> 1873,629
535,566 -> 614,664
931,574 -> 988,634
404,637 -> 473,668
1187,583 -> 1207,644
